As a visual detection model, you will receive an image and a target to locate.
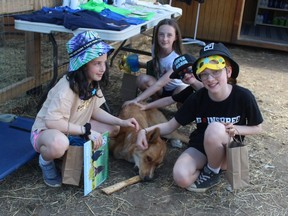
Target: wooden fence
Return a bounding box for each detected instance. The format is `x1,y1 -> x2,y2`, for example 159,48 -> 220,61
0,0 -> 64,104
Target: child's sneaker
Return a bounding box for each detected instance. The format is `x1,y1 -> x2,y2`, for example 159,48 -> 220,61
39,160 -> 62,187
186,165 -> 220,192
170,139 -> 183,148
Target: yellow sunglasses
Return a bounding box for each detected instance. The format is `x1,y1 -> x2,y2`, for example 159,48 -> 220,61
196,55 -> 226,75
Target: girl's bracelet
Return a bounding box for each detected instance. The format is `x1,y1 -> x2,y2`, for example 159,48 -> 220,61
142,128 -> 148,135
84,123 -> 91,136
81,123 -> 91,140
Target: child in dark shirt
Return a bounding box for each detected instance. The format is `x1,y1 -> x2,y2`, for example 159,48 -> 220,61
136,42 -> 263,192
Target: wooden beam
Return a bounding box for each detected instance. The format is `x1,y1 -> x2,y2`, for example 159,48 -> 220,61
0,0 -> 34,14
231,0 -> 245,43
0,64 -> 68,103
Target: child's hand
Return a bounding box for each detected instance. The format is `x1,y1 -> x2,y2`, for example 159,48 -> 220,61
122,118 -> 140,131
89,130 -> 103,150
136,129 -> 148,150
223,123 -> 236,137
122,99 -> 138,107
135,102 -> 147,110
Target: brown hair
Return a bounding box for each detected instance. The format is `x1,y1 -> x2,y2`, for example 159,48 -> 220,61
66,62 -> 109,100
152,19 -> 185,78
224,57 -> 237,85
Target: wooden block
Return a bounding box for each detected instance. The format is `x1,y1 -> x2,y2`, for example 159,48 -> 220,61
101,175 -> 141,195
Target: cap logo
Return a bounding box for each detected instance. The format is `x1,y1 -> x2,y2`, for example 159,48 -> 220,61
203,43 -> 215,52
69,38 -> 101,58
174,56 -> 188,70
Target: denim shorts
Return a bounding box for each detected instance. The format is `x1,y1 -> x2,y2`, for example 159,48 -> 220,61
30,129 -> 43,153
67,135 -> 87,146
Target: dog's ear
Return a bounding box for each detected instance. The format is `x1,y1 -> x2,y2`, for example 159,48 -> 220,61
146,128 -> 161,145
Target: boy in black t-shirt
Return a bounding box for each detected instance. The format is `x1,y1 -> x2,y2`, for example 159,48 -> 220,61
136,54 -> 203,111
136,43 -> 263,192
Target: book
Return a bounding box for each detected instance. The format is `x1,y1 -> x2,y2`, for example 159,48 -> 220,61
83,131 -> 109,196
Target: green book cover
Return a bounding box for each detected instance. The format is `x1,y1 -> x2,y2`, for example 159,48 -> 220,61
84,132 -> 109,196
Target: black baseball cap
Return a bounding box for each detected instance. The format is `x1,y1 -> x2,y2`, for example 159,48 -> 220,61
170,54 -> 196,79
193,42 -> 239,79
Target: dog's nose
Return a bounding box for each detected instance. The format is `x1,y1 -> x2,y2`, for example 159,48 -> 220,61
133,166 -> 139,175
143,176 -> 153,182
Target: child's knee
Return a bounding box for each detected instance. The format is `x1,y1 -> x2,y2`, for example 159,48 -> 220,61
173,167 -> 192,188
207,121 -> 225,130
136,74 -> 155,90
44,134 -> 69,158
109,126 -> 120,138
136,74 -> 146,86
205,122 -> 226,138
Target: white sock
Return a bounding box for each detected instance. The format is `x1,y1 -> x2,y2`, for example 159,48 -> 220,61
39,155 -> 52,165
207,164 -> 220,174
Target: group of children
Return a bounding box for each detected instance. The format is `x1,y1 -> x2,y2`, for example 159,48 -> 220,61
31,18 -> 263,192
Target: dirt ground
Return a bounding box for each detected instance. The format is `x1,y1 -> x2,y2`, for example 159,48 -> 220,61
0,38 -> 288,216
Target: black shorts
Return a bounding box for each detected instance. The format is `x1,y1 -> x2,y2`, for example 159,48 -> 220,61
188,130 -> 206,156
161,88 -> 174,97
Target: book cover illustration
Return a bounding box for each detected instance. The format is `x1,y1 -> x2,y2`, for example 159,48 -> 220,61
84,132 -> 109,196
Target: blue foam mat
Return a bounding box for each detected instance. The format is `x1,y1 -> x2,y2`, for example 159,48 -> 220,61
0,116 -> 37,180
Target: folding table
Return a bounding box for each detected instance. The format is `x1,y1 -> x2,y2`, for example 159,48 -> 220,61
14,1 -> 182,109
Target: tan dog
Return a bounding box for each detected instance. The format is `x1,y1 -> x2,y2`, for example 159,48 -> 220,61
109,104 -> 188,181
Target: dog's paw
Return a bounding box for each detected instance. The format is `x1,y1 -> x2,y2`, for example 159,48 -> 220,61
170,139 -> 183,148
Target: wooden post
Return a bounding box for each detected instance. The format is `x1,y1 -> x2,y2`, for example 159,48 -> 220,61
25,32 -> 42,87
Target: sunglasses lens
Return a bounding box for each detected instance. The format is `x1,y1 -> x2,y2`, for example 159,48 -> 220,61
199,68 -> 224,81
178,68 -> 192,79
